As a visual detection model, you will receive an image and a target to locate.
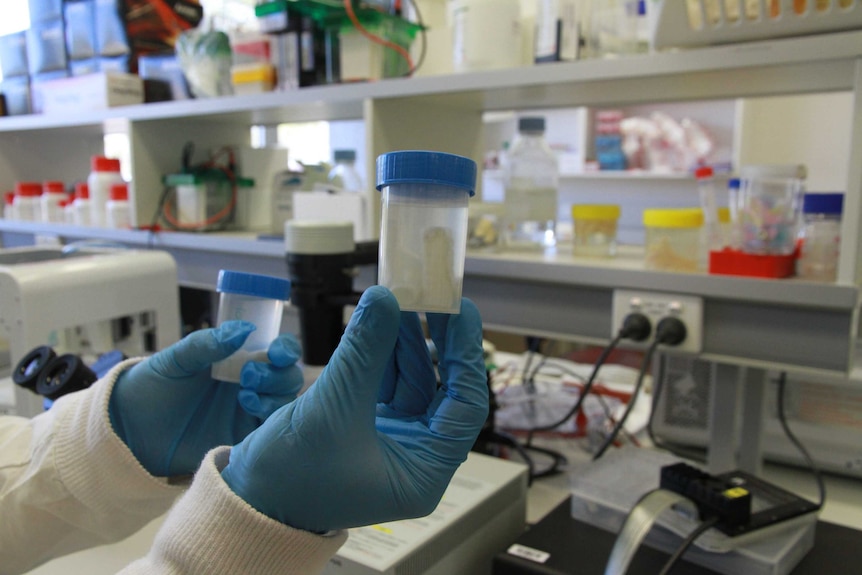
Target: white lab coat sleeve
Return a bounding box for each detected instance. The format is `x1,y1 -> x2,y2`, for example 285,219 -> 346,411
119,447 -> 348,575
0,359 -> 184,575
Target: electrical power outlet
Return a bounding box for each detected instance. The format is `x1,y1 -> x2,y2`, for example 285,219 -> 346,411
612,290 -> 703,354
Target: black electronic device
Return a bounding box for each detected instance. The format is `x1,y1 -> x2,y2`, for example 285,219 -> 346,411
661,462 -> 821,537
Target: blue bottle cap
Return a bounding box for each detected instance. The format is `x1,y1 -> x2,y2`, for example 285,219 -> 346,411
728,178 -> 740,190
376,150 -> 477,196
217,270 -> 291,301
802,193 -> 844,215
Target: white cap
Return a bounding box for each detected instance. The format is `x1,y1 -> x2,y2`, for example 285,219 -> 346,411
284,220 -> 355,255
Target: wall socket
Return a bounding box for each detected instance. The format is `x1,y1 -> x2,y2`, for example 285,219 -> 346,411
611,290 -> 704,354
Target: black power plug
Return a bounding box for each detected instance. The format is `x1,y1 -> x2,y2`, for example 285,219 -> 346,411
655,316 -> 687,346
618,312 -> 652,342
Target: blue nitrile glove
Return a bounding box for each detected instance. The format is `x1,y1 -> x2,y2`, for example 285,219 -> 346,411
221,286 -> 489,533
109,321 -> 304,477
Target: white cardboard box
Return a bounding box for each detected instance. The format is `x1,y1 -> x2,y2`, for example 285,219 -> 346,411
41,72 -> 144,114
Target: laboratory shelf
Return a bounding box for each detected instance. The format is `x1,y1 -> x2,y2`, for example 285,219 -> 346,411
0,29 -> 860,379
1,220 -> 857,376
0,29 -> 860,134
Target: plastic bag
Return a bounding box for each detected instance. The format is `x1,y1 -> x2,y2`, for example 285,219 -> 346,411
176,29 -> 233,98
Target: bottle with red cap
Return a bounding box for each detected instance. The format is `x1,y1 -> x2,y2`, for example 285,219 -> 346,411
695,165 -> 723,253
13,182 -> 43,222
88,156 -> 124,227
41,181 -> 68,223
3,192 -> 15,220
106,182 -> 131,229
73,182 -> 92,226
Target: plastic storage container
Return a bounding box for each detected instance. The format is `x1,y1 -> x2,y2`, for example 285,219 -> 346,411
451,0 -> 522,73
13,182 -> 43,222
503,116 -> 560,251
40,181 -> 67,223
695,166 -> 724,251
328,149 -> 364,193
571,204 -> 621,257
106,183 -> 131,229
376,150 -> 477,314
797,192 -> 843,283
736,164 -> 805,255
88,156 -> 124,227
3,192 -> 15,220
643,208 -> 704,273
211,270 -> 292,384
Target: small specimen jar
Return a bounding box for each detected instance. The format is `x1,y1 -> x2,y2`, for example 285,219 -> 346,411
211,270 -> 291,383
797,192 -> 843,283
737,164 -> 805,255
571,204 -> 621,257
376,150 -> 477,314
643,208 -> 704,273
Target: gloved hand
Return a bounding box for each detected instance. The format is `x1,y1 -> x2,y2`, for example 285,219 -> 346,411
221,286 -> 488,534
109,321 -> 304,477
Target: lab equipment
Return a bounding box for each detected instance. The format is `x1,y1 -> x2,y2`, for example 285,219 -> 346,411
643,208 -> 704,273
210,270 -> 291,384
376,150 -> 476,314
571,204 -> 621,257
569,448 -> 818,575
163,171 -> 254,232
328,149 -> 364,193
285,220 -> 378,367
112,321 -> 304,477
106,182 -> 130,228
88,155 -> 124,227
797,192 -> 843,282
535,0 -> 580,62
652,0 -> 862,50
736,164 -> 805,255
40,180 -> 67,223
503,117 -> 560,251
0,246 -> 181,418
13,182 -> 43,222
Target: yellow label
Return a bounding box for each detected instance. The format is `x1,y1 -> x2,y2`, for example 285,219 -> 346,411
724,487 -> 749,499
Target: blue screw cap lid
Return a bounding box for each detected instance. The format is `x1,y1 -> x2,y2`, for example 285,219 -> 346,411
217,270 -> 291,301
803,193 -> 844,215
728,178 -> 741,190
376,150 -> 477,196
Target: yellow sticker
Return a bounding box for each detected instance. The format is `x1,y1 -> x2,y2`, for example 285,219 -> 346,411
724,487 -> 749,499
371,525 -> 394,534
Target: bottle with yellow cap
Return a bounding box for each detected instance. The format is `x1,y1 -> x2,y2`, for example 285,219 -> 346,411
571,204 -> 621,257
643,208 -> 705,273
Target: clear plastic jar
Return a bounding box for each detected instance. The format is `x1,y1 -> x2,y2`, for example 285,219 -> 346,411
211,270 -> 292,384
643,208 -> 704,273
376,150 -> 476,314
797,193 -> 843,283
737,164 -> 805,255
571,204 -> 621,257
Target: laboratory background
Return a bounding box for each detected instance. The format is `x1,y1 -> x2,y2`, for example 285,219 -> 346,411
1,0 -> 862,573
